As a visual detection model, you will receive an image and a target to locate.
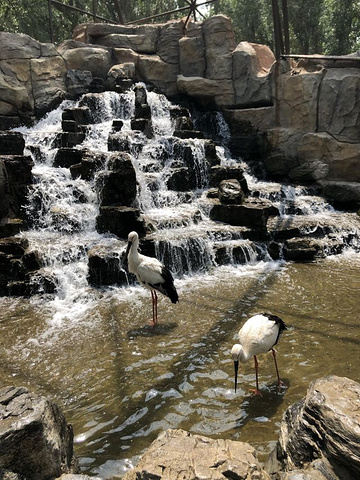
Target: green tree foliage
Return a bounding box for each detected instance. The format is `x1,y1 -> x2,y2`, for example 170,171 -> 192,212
0,0 -> 359,54
212,0 -> 360,55
0,0 -> 187,43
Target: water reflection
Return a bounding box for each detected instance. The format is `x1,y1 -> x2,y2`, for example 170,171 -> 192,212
1,254 -> 360,478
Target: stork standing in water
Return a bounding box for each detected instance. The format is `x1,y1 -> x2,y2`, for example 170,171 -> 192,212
123,231 -> 179,326
231,313 -> 287,395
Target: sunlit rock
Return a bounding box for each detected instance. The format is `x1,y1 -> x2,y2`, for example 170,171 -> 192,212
319,68 -> 360,142
233,41 -> 275,107
107,62 -> 136,89
203,14 -> 236,80
157,21 -> 185,65
268,376 -> 360,480
177,75 -> 235,108
30,55 -> 67,116
123,428 -> 271,480
137,54 -> 179,97
179,28 -> 205,77
58,41 -> 112,79
265,129 -> 360,186
73,22 -> 160,46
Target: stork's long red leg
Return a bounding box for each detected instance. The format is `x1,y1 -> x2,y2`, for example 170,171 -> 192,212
272,348 -> 286,388
149,290 -> 158,327
249,355 -> 262,396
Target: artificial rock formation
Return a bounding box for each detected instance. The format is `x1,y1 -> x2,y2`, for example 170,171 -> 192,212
1,15 -> 360,197
0,386 -> 79,480
268,375 -> 360,480
1,377 -> 359,480
124,428 -> 271,480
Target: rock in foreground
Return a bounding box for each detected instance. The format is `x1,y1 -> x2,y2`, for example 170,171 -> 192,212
269,375 -> 360,479
0,386 -> 79,480
123,428 -> 271,480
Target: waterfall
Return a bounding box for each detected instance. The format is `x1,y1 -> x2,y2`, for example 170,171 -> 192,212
12,84 -> 360,320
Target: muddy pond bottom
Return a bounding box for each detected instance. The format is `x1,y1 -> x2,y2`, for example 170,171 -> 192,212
0,253 -> 359,479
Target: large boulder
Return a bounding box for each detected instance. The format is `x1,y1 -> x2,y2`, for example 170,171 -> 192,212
58,41 -> 112,79
177,75 -> 235,108
277,66 -> 323,131
265,129 -> 360,184
30,55 -> 67,116
137,55 -> 179,97
270,376 -> 360,480
203,15 -> 236,80
233,42 -> 275,107
0,32 -> 41,60
179,23 -> 205,77
318,68 -> 360,142
0,67 -> 33,116
0,386 -> 79,479
298,132 -> 360,182
124,428 -> 271,480
72,22 -> 160,53
95,29 -> 158,54
0,33 -> 67,119
210,197 -> 279,229
157,20 -> 185,64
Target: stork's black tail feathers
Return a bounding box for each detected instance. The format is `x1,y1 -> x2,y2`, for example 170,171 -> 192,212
155,266 -> 179,304
264,313 -> 287,345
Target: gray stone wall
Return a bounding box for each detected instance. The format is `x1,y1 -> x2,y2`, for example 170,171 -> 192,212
1,15 -> 360,194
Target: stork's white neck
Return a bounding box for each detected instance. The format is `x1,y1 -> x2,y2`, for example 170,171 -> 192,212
231,344 -> 252,363
128,238 -> 141,273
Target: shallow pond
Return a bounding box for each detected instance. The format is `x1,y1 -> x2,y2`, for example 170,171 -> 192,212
1,253 -> 359,479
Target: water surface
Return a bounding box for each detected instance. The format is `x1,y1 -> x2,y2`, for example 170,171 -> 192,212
1,253 -> 359,479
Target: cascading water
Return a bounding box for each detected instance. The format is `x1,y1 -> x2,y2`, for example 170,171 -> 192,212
15,84 -> 360,318
4,84 -> 360,480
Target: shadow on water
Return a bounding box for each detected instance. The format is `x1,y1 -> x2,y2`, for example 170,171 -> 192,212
232,380 -> 290,431
127,322 -> 178,338
102,265 -> 288,454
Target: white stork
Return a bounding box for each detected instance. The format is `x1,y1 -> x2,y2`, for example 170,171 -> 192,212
123,231 -> 179,326
231,313 -> 287,395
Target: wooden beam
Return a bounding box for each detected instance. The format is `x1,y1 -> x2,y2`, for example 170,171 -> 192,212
113,0 -> 125,24
48,0 -> 54,43
51,0 -> 115,23
126,0 -> 217,25
281,0 -> 290,55
282,54 -> 360,61
271,0 -> 282,60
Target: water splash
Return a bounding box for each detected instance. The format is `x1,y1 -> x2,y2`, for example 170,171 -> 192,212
12,85 -> 360,328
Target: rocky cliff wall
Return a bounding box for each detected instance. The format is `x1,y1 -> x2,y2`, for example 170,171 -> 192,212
1,14 -> 360,203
